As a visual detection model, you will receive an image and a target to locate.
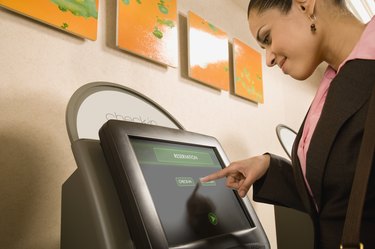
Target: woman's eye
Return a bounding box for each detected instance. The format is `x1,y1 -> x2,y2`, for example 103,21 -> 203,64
263,34 -> 271,45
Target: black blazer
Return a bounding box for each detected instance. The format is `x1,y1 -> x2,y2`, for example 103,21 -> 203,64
253,59 -> 375,249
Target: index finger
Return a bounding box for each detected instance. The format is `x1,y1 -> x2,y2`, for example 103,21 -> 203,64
200,167 -> 231,182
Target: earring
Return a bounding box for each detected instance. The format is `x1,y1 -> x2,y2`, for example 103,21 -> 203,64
311,23 -> 316,32
309,14 -> 317,33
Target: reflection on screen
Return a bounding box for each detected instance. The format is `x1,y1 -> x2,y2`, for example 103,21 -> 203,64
130,137 -> 253,246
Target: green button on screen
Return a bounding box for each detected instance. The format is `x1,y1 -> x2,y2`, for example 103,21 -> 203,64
175,177 -> 195,187
154,147 -> 214,167
201,180 -> 216,187
208,212 -> 218,225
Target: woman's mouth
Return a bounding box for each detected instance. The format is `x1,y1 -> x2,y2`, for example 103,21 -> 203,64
278,58 -> 286,73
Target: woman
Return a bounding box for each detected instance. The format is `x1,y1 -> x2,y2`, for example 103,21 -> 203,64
201,0 -> 375,248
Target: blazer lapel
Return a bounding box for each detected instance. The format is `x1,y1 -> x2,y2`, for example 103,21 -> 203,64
306,59 -> 375,210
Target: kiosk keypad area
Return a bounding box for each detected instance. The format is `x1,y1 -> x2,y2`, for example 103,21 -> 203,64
99,120 -> 270,249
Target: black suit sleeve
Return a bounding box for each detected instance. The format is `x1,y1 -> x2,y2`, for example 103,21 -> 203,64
253,153 -> 306,212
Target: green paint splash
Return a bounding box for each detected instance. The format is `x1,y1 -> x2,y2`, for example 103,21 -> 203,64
122,0 -> 141,5
153,26 -> 163,39
156,17 -> 174,28
152,16 -> 174,39
208,23 -> 218,32
51,0 -> 98,19
61,22 -> 69,29
121,0 -> 174,40
236,67 -> 263,102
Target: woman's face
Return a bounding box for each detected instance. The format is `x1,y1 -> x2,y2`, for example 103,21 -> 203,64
248,3 -> 322,80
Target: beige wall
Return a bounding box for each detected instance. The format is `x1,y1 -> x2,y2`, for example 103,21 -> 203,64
0,1 -> 321,248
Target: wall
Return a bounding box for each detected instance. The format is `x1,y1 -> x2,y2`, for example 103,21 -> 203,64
0,1 -> 321,248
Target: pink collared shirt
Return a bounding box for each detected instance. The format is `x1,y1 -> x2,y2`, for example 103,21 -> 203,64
297,16 -> 375,201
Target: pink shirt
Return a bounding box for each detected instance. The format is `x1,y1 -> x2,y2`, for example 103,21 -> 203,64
297,16 -> 375,200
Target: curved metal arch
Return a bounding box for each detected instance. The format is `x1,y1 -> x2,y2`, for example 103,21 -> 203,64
276,124 -> 297,159
66,81 -> 184,143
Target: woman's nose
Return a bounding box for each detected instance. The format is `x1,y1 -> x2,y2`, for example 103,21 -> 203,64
266,49 -> 276,67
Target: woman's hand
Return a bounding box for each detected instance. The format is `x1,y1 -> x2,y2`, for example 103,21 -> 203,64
200,154 -> 270,198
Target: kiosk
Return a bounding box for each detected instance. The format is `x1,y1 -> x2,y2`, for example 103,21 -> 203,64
61,82 -> 270,249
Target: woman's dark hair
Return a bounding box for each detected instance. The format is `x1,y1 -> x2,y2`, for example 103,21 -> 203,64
247,0 -> 346,18
247,0 -> 292,18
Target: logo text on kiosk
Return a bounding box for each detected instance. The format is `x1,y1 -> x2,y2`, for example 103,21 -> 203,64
106,112 -> 157,125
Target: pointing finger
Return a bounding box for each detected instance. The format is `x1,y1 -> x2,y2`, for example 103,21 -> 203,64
200,167 -> 231,182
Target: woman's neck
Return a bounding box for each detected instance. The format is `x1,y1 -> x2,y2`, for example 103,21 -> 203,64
319,11 -> 366,71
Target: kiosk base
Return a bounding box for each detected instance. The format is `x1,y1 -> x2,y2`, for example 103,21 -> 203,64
60,140 -> 134,249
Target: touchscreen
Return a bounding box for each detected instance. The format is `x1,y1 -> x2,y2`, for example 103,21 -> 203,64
130,137 -> 254,246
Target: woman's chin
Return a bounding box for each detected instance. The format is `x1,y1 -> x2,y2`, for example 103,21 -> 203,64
289,71 -> 313,81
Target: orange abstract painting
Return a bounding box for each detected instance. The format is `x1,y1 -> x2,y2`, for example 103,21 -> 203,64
0,0 -> 98,40
117,0 -> 178,67
187,11 -> 229,91
233,38 -> 264,103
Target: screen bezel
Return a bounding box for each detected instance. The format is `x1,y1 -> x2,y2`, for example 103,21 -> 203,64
99,120 -> 269,249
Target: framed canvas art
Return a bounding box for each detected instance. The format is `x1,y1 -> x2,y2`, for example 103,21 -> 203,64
117,0 -> 178,67
233,38 -> 264,103
187,11 -> 229,91
0,0 -> 99,40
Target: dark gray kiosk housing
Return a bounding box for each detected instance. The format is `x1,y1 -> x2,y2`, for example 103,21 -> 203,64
61,82 -> 270,249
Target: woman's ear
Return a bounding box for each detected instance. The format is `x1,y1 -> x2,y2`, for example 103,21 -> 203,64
296,0 -> 316,16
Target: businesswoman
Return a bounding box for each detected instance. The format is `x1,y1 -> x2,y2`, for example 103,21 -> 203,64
202,0 -> 375,248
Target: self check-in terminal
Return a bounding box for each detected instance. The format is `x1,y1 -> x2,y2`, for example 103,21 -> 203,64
61,82 -> 270,249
